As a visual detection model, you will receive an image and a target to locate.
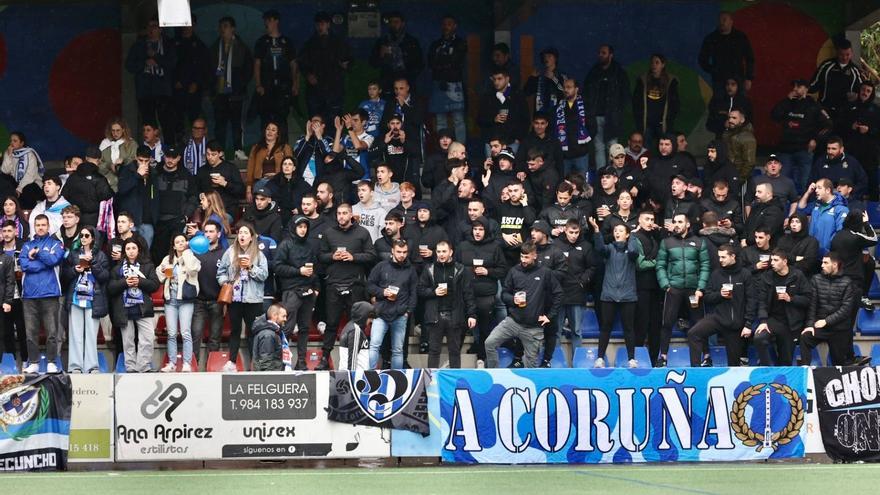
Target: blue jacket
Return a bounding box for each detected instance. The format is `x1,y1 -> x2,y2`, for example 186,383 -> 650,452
594,233 -> 639,303
809,193 -> 849,255
19,234 -> 64,299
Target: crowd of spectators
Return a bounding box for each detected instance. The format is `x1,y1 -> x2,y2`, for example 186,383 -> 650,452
2,9 -> 878,373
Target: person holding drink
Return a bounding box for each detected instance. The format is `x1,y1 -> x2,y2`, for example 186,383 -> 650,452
273,216 -> 319,370
157,234 -> 201,372
63,226 -> 109,373
484,241 -> 563,368
217,222 -> 268,371
367,239 -> 418,369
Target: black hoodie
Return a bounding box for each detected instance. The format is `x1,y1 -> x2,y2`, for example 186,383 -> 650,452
367,256 -> 418,321
555,233 -> 596,305
61,161 -> 113,227
418,259 -> 477,326
252,315 -> 283,372
776,213 -> 820,276
702,139 -> 745,198
273,218 -> 319,292
339,301 -> 373,369
455,216 -> 508,297
643,141 -> 697,204
743,197 -> 785,245
501,261 -> 563,326
319,221 -> 377,287
243,201 -> 283,242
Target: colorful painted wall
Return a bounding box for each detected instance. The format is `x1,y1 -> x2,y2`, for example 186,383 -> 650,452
0,1 -> 851,160
510,0 -> 847,147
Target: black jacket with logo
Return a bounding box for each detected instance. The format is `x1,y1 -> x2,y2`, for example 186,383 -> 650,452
501,262 -> 563,327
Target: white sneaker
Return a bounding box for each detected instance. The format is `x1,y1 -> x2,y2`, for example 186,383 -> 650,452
628,359 -> 639,369
476,359 -> 485,369
46,362 -> 59,374
181,362 -> 192,372
593,357 -> 605,369
160,362 -> 176,373
23,362 -> 39,374
222,360 -> 238,372
317,322 -> 327,335
234,149 -> 248,161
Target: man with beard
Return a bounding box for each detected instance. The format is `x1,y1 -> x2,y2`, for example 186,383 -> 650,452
368,11 -> 422,97
808,136 -> 868,199
484,241 -> 562,368
771,79 -> 831,193
700,179 -> 743,237
743,182 -> 784,246
584,43 -> 630,170
800,252 -> 858,366
837,81 -> 880,199
655,213 -> 710,367
495,181 -> 536,266
640,134 -> 696,205
516,112 -> 563,177
722,109 -> 756,181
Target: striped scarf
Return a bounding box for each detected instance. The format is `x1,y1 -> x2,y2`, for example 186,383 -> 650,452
556,96 -> 591,151
12,147 -> 43,182
184,138 -> 205,176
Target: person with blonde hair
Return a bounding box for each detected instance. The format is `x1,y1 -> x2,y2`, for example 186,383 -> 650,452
99,117 -> 137,191
187,190 -> 231,249
216,222 -> 268,371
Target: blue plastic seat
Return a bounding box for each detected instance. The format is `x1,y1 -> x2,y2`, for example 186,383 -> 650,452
857,309 -> 880,335
869,273 -> 880,299
793,346 -> 822,366
97,353 -> 108,373
581,309 -> 600,338
496,346 -> 514,368
115,353 -> 126,373
572,347 -> 599,368
870,344 -> 880,366
614,346 -> 651,368
709,346 -> 728,367
550,346 -> 567,368
666,346 -> 690,367
37,355 -> 62,373
0,353 -> 17,374
867,201 -> 880,227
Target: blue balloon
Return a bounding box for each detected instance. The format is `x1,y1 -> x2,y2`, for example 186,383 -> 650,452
189,234 -> 210,255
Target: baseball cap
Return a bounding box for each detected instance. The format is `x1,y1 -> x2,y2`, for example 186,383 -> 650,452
609,143 -> 626,158
254,187 -> 272,198
164,145 -> 181,158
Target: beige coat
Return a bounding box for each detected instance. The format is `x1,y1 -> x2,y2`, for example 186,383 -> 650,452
157,249 -> 201,301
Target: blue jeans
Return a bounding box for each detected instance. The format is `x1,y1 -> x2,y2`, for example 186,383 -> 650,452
593,116 -> 617,170
136,223 -> 154,248
778,150 -> 814,194
369,315 -> 408,369
557,304 -> 584,349
563,155 -> 590,181
165,302 -> 194,365
68,305 -> 99,373
436,112 -> 467,147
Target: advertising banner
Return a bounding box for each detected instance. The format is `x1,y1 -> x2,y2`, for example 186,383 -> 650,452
439,368 -> 807,463
0,374 -> 72,471
68,374 -> 114,462
813,366 -> 880,461
115,372 -> 389,461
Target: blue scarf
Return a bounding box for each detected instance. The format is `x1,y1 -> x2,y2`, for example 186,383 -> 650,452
535,71 -> 565,112
556,96 -> 591,151
12,147 -> 43,182
184,138 -> 205,176
121,261 -> 144,308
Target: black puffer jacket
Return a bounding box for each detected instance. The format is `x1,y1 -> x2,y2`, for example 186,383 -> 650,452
830,224 -> 878,289
807,272 -> 857,332
743,197 -> 785,244
273,219 -> 318,293
756,267 -> 811,330
61,161 -> 113,227
702,262 -> 754,330
501,262 -> 563,326
251,315 -> 283,372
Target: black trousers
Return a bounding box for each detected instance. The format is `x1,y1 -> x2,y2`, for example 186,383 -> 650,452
1,299 -> 27,361
635,287 -> 662,364
598,301 -> 636,360
213,94 -> 244,151
228,302 -> 262,365
800,328 -> 851,366
151,217 -> 185,264
753,317 -> 795,366
473,295 -> 495,360
323,284 -> 367,354
660,288 -> 703,357
280,290 -> 316,362
687,314 -> 743,366
258,87 -> 291,138
428,315 -> 463,368
138,96 -> 176,137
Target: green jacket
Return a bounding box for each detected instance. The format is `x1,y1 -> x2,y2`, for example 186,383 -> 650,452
723,122 -> 757,180
656,234 -> 710,290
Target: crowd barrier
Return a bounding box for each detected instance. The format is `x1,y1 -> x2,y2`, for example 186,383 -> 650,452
6,367 -> 880,469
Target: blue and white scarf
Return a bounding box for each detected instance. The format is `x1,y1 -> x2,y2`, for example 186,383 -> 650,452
121,261 -> 145,308
216,39 -> 234,94
145,38 -> 165,77
556,96 -> 591,151
12,147 -> 43,183
535,71 -> 565,112
184,138 -> 206,176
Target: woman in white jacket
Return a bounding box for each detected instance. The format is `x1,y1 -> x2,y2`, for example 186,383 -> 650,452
157,234 -> 201,372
